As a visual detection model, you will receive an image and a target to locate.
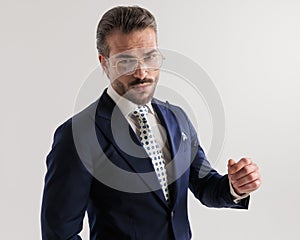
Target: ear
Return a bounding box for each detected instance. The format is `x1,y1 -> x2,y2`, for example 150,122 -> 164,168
98,54 -> 109,76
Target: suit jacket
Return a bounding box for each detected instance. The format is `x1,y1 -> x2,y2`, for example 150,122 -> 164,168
41,89 -> 249,240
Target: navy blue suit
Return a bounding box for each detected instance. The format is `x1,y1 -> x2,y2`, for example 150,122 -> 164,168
41,89 -> 249,240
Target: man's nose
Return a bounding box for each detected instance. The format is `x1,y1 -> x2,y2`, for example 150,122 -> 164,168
132,61 -> 148,79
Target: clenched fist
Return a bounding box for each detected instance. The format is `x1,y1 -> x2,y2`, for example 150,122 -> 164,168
228,158 -> 261,195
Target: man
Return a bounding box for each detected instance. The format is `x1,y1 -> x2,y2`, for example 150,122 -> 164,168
41,6 -> 261,240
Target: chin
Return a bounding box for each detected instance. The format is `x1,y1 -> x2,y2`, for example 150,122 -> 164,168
127,93 -> 154,105
124,87 -> 155,105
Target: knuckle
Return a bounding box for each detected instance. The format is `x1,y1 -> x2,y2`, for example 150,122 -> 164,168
244,166 -> 252,175
257,179 -> 262,186
253,163 -> 259,171
242,157 -> 251,164
252,180 -> 261,188
248,174 -> 255,182
251,172 -> 260,181
247,164 -> 259,175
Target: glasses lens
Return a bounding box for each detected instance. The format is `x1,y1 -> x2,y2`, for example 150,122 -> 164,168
144,53 -> 163,70
117,58 -> 137,75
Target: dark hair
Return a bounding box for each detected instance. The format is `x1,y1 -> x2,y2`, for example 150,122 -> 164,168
96,6 -> 157,57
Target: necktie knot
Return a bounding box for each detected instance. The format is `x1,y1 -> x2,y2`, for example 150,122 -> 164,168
132,105 -> 148,118
132,106 -> 149,126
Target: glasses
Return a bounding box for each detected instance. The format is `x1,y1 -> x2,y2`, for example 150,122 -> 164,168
107,50 -> 164,76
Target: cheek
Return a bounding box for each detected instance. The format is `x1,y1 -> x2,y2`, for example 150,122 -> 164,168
152,71 -> 160,83
112,76 -> 131,88
141,69 -> 159,82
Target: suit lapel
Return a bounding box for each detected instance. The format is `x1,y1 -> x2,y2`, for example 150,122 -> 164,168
94,91 -> 169,207
95,91 -> 155,173
152,100 -> 186,209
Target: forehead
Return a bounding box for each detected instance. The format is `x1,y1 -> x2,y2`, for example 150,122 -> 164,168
106,28 -> 157,57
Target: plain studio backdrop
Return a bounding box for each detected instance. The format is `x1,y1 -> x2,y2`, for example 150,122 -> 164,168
1,0 -> 299,239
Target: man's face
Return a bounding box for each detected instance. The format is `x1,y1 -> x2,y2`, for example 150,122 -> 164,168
100,28 -> 160,105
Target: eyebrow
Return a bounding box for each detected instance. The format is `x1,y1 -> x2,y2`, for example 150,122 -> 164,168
114,49 -> 158,59
144,49 -> 158,56
115,54 -> 135,59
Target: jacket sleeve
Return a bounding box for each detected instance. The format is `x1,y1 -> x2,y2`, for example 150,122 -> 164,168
41,120 -> 93,239
186,113 -> 249,209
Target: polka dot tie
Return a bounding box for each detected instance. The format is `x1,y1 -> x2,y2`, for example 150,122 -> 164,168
132,106 -> 170,202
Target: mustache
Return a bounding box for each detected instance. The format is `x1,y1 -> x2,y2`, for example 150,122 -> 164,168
129,78 -> 153,87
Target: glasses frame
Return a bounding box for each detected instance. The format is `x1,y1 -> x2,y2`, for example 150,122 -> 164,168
106,49 -> 165,76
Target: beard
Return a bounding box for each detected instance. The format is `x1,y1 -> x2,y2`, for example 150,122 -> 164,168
112,77 -> 158,105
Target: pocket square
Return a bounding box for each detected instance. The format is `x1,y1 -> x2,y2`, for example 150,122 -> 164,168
181,132 -> 188,141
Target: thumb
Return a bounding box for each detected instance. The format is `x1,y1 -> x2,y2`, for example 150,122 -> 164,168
228,159 -> 235,167
227,159 -> 236,174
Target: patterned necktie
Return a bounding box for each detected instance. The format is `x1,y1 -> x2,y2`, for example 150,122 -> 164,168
132,106 -> 170,202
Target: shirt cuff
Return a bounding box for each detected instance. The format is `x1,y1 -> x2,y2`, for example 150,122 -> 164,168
229,180 -> 250,204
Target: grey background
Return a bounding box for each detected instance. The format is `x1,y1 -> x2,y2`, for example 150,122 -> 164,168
1,0 -> 299,239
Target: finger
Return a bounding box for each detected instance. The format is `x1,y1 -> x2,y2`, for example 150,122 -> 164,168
233,179 -> 262,194
230,163 -> 259,181
231,171 -> 261,188
229,158 -> 252,174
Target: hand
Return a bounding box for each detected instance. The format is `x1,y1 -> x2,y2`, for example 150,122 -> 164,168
227,158 -> 261,195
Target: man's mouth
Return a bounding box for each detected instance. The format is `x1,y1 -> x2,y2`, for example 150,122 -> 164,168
129,79 -> 153,88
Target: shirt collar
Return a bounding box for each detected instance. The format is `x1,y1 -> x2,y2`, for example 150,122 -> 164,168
107,84 -> 154,117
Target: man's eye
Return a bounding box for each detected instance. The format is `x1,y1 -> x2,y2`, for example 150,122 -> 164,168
144,53 -> 158,62
118,59 -> 136,65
